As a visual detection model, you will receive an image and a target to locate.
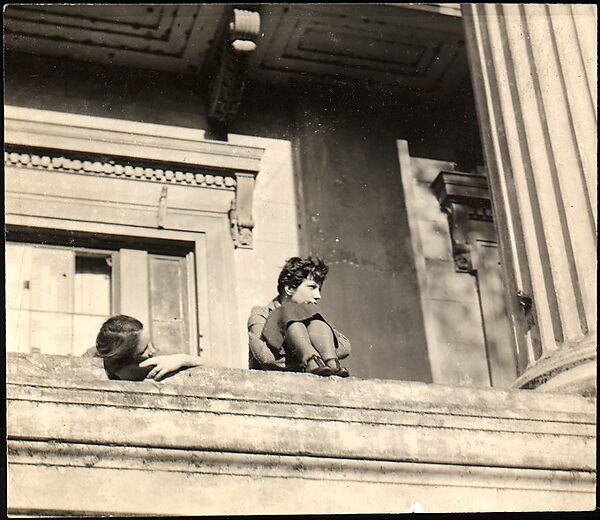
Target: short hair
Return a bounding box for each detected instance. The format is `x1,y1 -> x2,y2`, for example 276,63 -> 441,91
95,315 -> 143,360
277,256 -> 329,296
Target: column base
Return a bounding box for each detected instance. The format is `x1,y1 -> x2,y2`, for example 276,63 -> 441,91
512,336 -> 596,397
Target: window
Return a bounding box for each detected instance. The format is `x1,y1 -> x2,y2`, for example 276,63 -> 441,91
6,243 -> 113,355
6,234 -> 197,356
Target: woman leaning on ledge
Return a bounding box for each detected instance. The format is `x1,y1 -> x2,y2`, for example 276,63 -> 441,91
83,315 -> 208,381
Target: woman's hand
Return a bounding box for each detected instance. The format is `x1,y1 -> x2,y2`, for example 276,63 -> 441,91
139,353 -> 198,381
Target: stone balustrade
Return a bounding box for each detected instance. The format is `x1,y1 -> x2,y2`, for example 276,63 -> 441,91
7,353 -> 596,515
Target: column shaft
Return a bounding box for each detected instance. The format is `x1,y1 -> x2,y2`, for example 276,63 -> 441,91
462,4 -> 597,391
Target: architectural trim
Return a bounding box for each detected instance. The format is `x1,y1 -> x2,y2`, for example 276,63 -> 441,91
462,4 -> 597,395
401,3 -> 463,17
4,149 -> 237,190
204,8 -> 261,125
431,170 -> 493,273
228,172 -> 256,248
4,105 -> 265,248
4,105 -> 264,172
513,336 -> 597,396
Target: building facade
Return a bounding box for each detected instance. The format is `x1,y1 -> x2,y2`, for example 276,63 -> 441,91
5,4 -> 596,514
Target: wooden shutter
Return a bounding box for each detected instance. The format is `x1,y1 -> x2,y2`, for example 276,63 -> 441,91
148,254 -> 190,355
117,249 -> 149,327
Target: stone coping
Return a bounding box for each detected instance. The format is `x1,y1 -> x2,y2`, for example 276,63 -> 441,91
8,352 -> 597,513
8,353 -> 595,421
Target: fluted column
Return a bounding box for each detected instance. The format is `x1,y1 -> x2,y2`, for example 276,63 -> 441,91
462,4 -> 597,395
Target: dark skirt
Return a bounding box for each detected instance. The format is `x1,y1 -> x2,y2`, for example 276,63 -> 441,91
262,302 -> 332,349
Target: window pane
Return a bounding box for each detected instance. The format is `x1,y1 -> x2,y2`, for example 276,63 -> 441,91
6,307 -> 32,354
7,244 -> 74,355
74,256 -> 111,315
73,256 -> 112,355
6,242 -> 113,356
6,243 -> 33,353
30,310 -> 73,355
29,246 -> 74,313
73,315 -> 107,356
6,242 -> 33,311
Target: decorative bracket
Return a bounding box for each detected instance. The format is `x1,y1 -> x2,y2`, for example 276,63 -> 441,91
229,171 -> 257,248
204,7 -> 261,126
443,201 -> 474,272
157,186 -> 168,229
431,170 -> 494,273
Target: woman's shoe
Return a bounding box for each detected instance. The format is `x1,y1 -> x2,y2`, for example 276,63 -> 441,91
324,357 -> 350,378
301,355 -> 333,376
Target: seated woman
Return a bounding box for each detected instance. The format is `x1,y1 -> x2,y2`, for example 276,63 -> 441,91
92,315 -> 206,381
247,256 -> 351,376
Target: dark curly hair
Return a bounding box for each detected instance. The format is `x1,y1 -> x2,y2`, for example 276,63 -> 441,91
95,315 -> 143,360
277,256 -> 329,296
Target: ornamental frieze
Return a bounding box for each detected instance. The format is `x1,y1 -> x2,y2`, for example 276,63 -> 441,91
4,150 -> 237,190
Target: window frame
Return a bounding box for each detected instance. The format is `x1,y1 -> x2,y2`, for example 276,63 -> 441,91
5,106 -> 265,368
6,240 -> 116,356
6,235 -> 200,357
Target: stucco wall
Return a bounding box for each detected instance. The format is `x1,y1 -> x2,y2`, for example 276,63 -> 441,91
291,83 -> 482,381
5,51 -> 483,380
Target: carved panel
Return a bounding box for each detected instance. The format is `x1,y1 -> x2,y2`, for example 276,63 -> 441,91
3,5 -> 223,74
431,170 -> 493,272
204,8 -> 261,126
229,173 -> 256,249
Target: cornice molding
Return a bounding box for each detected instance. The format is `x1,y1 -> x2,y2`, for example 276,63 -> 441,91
430,170 -> 492,213
4,150 -> 237,190
4,105 -> 264,172
4,106 -> 265,248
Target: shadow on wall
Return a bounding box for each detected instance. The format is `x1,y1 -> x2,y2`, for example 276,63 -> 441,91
3,51 -> 209,130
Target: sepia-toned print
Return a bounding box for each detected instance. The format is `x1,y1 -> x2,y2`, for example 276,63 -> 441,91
5,4 -> 596,515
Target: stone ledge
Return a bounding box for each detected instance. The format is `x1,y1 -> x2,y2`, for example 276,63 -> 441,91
8,440 -> 595,515
7,353 -> 595,419
7,353 -> 597,514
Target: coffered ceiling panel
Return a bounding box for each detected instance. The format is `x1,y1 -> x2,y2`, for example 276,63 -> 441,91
4,4 -> 224,74
249,4 -> 468,92
4,4 -> 468,94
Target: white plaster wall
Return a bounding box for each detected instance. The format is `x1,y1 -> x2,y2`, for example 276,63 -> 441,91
399,140 -> 491,387
228,135 -> 299,367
